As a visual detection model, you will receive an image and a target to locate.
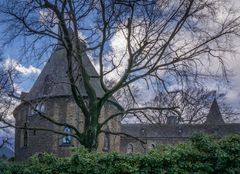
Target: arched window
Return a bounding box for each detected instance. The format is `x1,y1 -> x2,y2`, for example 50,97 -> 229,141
21,122 -> 28,147
148,143 -> 156,151
102,130 -> 110,152
36,103 -> 46,113
29,103 -> 46,116
40,104 -> 46,113
36,104 -> 41,112
62,127 -> 71,144
151,143 -> 155,149
127,143 -> 134,154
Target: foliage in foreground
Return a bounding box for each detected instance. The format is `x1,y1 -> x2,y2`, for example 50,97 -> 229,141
0,135 -> 240,174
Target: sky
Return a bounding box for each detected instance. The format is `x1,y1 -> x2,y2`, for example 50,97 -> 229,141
0,0 -> 240,121
1,31 -> 240,118
0,0 -> 239,111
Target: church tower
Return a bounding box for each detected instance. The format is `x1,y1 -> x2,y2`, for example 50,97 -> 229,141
13,38 -> 121,160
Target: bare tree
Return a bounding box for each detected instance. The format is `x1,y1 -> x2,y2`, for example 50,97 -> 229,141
0,0 -> 239,151
0,58 -> 17,151
146,88 -> 240,124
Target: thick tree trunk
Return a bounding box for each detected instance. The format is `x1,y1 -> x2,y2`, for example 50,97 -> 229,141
83,104 -> 101,151
84,126 -> 99,151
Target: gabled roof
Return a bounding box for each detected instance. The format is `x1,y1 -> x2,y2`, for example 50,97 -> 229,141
205,98 -> 225,125
121,123 -> 240,138
24,44 -> 105,100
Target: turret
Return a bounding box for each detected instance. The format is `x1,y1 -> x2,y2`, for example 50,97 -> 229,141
205,98 -> 225,125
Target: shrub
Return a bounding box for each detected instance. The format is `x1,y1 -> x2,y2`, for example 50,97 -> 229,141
0,135 -> 239,174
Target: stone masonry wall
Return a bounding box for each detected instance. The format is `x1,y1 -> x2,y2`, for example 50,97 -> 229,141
14,96 -> 121,160
120,124 -> 240,153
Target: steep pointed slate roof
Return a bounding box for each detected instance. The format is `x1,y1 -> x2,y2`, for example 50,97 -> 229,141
25,46 -> 105,100
205,98 -> 225,125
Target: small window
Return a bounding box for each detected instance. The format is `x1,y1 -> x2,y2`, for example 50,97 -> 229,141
127,143 -> 134,154
36,104 -> 41,112
147,143 -> 156,151
29,103 -> 46,116
36,103 -> 46,113
40,104 -> 46,113
62,127 -> 71,144
150,143 -> 155,149
102,131 -> 110,152
21,123 -> 28,147
23,130 -> 28,147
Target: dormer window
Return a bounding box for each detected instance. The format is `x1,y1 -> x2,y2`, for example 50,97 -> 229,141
29,103 -> 46,116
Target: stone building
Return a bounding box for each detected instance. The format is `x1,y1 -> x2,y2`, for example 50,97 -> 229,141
13,41 -> 120,160
120,99 -> 240,153
13,39 -> 240,159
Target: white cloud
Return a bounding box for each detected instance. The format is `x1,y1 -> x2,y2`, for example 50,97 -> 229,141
16,64 -> 41,75
39,9 -> 58,25
105,30 -> 129,81
3,58 -> 41,75
224,57 -> 240,107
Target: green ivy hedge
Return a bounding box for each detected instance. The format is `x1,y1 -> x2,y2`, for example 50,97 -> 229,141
1,134 -> 240,174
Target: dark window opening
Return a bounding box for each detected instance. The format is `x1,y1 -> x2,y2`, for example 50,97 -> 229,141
102,131 -> 110,152
23,123 -> 28,147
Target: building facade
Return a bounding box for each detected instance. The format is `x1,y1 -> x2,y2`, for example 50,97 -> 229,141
120,99 -> 240,153
13,42 -> 120,160
13,41 -> 240,159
